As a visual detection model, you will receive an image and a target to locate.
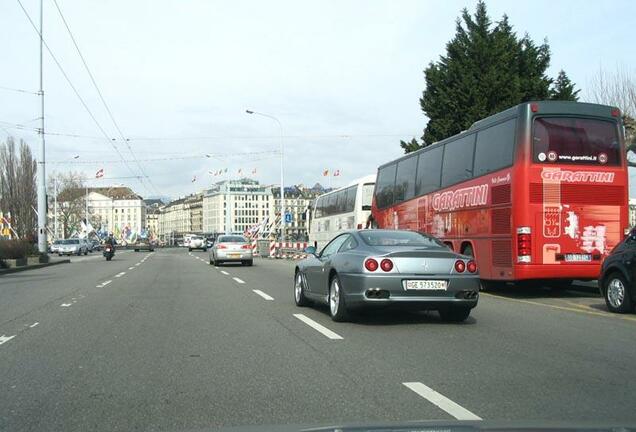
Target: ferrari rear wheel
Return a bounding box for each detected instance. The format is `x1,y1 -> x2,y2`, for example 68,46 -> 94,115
329,275 -> 350,322
294,271 -> 310,306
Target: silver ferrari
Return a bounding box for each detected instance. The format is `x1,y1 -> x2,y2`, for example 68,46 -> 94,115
294,230 -> 480,322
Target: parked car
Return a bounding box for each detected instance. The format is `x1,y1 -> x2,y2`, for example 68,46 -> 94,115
57,238 -> 89,256
133,239 -> 155,252
294,229 -> 480,322
50,240 -> 63,254
209,235 -> 253,266
599,228 -> 636,313
189,235 -> 207,252
91,239 -> 101,251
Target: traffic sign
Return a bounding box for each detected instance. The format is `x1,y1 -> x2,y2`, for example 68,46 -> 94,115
285,213 -> 292,223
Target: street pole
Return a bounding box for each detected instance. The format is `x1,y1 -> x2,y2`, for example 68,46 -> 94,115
245,110 -> 285,242
54,178 -> 57,239
85,185 -> 88,234
36,0 -> 47,255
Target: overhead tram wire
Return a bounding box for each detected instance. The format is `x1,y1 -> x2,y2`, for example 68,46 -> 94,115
14,0 -> 151,196
0,85 -> 40,95
51,0 -> 161,196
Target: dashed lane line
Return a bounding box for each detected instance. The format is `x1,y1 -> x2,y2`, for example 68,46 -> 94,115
293,314 -> 343,340
220,270 -> 229,276
115,272 -> 126,278
96,280 -> 112,288
0,335 -> 16,346
403,382 -> 482,420
60,303 -> 72,307
128,266 -> 134,270
135,263 -> 141,266
252,290 -> 274,301
233,277 -> 245,284
29,322 -> 39,328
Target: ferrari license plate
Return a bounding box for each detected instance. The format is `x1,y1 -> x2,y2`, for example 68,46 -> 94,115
404,280 -> 447,290
564,253 -> 591,262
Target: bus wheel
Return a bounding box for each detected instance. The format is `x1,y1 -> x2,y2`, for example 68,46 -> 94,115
462,244 -> 474,257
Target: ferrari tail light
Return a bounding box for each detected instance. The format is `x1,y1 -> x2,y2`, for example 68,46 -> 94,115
380,258 -> 393,272
454,260 -> 466,273
467,260 -> 477,273
517,227 -> 532,263
364,258 -> 379,272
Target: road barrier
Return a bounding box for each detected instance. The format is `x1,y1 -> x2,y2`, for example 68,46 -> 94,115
267,241 -> 308,260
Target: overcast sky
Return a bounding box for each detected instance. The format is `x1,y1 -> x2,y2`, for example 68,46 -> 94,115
2,0 -> 635,200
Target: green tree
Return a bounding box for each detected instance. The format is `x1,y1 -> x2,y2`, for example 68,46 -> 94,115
403,1 -> 577,153
400,138 -> 422,153
550,70 -> 580,101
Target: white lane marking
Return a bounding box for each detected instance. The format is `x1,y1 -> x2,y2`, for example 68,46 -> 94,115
115,272 -> 126,278
60,303 -> 72,307
252,289 -> 274,301
403,382 -> 482,420
128,266 -> 134,270
214,266 -> 219,269
0,335 -> 16,346
232,277 -> 245,284
220,270 -> 229,275
100,280 -> 112,287
135,263 -> 141,266
29,322 -> 39,328
293,314 -> 343,340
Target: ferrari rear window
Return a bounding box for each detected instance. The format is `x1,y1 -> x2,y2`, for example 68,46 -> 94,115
359,230 -> 445,248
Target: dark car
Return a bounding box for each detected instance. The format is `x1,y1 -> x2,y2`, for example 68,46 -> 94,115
599,228 -> 636,313
294,229 -> 480,322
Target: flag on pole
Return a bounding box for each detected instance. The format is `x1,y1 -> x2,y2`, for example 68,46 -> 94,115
95,168 -> 104,178
323,169 -> 329,176
238,168 -> 243,175
191,175 -> 197,183
252,168 -> 257,175
333,169 -> 341,177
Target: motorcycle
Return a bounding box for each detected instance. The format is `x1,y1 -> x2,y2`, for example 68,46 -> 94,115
103,244 -> 115,261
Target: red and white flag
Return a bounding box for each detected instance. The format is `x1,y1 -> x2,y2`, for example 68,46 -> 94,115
95,168 -> 104,178
333,169 -> 340,177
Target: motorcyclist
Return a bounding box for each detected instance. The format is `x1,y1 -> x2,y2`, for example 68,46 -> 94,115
104,234 -> 117,249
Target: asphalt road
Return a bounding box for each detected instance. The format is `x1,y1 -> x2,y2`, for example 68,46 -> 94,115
1,248 -> 635,431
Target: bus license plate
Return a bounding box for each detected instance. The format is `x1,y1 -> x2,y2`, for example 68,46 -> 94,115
404,280 -> 447,290
564,254 -> 592,262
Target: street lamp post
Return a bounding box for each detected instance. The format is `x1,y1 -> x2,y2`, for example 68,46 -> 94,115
245,109 -> 285,242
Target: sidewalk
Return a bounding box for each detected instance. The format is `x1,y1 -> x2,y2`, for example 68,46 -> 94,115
0,257 -> 71,275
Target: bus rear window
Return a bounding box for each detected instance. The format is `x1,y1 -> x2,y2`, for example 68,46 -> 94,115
533,117 -> 621,165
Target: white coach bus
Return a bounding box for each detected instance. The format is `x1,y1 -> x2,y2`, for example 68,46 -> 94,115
308,175 -> 376,250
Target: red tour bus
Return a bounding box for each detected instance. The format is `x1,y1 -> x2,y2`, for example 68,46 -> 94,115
371,101 -> 628,286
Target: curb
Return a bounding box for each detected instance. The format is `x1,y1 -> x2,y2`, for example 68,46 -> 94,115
0,259 -> 71,275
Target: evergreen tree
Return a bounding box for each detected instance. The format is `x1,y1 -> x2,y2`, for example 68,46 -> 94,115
400,138 -> 422,153
401,1 -> 579,153
550,70 -> 580,101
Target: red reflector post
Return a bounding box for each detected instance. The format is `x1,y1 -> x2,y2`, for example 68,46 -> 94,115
365,258 -> 379,272
467,260 -> 477,273
454,260 -> 466,273
380,259 -> 393,272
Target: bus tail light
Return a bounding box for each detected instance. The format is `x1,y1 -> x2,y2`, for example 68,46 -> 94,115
454,260 -> 466,273
467,260 -> 477,273
364,258 -> 379,272
517,227 -> 532,263
380,259 -> 393,272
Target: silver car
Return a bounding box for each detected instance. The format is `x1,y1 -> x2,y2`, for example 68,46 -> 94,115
57,239 -> 89,256
209,235 -> 253,266
294,230 -> 480,322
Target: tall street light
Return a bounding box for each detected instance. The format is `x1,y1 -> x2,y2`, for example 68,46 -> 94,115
245,109 -> 285,242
